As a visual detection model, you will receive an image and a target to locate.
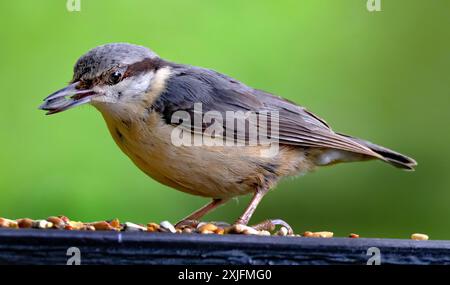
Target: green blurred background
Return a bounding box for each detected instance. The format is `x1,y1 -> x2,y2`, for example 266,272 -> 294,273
0,0 -> 449,239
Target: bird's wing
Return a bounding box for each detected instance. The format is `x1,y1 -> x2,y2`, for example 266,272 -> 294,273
152,65 -> 379,157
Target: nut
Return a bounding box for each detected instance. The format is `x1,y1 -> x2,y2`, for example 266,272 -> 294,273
258,230 -> 271,236
0,218 -> 19,228
160,221 -> 176,233
32,220 -> 53,229
214,228 -> 225,235
276,227 -> 289,236
47,216 -> 65,229
90,221 -> 115,231
198,223 -> 218,233
243,228 -> 260,235
81,225 -> 96,231
349,233 -> 360,238
226,224 -> 260,235
312,231 -> 333,238
182,227 -> 193,234
196,222 -> 207,229
17,218 -> 33,229
147,223 -> 160,232
109,219 -> 121,229
411,233 -> 429,241
225,224 -> 242,234
67,221 -> 84,230
58,216 -> 70,224
303,231 -> 333,238
124,222 -> 147,232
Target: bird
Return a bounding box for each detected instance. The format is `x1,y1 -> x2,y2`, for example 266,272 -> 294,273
39,43 -> 417,230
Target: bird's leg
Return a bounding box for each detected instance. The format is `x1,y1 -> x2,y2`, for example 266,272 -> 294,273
234,187 -> 293,234
175,198 -> 229,228
235,187 -> 269,225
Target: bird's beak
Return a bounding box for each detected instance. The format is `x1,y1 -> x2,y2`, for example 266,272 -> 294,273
39,82 -> 97,115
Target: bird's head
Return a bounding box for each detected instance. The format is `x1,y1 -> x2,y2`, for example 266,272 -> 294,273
40,43 -> 163,115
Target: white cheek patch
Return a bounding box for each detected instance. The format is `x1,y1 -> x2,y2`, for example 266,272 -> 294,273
92,86 -> 116,103
116,72 -> 155,101
91,67 -> 172,121
91,72 -> 154,104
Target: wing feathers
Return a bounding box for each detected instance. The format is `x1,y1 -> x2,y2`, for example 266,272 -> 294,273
152,64 -> 383,159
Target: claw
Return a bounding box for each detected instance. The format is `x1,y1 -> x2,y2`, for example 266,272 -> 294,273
251,219 -> 294,235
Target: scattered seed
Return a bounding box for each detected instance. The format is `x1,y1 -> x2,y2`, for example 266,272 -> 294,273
182,227 -> 193,234
226,224 -> 260,235
68,221 -> 84,230
276,227 -> 289,236
0,216 -> 335,237
90,221 -> 115,231
175,225 -> 191,231
59,216 -> 70,224
303,231 -> 333,238
160,221 -> 176,233
16,218 -> 33,229
109,219 -> 121,229
243,228 -> 261,235
0,218 -> 18,228
124,222 -> 147,232
81,225 -> 96,231
198,223 -> 218,233
147,223 -> 160,232
32,220 -> 53,229
225,224 -> 243,234
196,222 -> 207,229
47,216 -> 65,229
411,233 -> 429,241
313,231 -> 334,238
214,228 -> 225,235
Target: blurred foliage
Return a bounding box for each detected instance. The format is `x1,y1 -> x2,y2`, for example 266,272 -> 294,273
0,0 -> 449,239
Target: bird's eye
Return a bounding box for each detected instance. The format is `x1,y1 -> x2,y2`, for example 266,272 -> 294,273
109,71 -> 122,85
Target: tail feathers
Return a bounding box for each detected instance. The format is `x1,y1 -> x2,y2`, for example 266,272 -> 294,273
338,133 -> 418,171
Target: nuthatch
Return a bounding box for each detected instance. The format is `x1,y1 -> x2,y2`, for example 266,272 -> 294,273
40,43 -> 416,229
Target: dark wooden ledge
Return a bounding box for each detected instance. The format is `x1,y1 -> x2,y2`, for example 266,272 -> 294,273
0,228 -> 449,265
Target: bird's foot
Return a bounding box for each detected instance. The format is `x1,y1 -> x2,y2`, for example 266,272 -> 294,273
175,219 -> 231,230
250,219 -> 294,235
176,218 -> 293,235
175,219 -> 200,229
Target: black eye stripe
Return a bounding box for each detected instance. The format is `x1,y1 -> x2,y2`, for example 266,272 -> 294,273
123,58 -> 164,79
74,58 -> 165,87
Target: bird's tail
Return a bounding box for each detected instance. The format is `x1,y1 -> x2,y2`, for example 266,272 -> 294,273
338,133 -> 417,171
